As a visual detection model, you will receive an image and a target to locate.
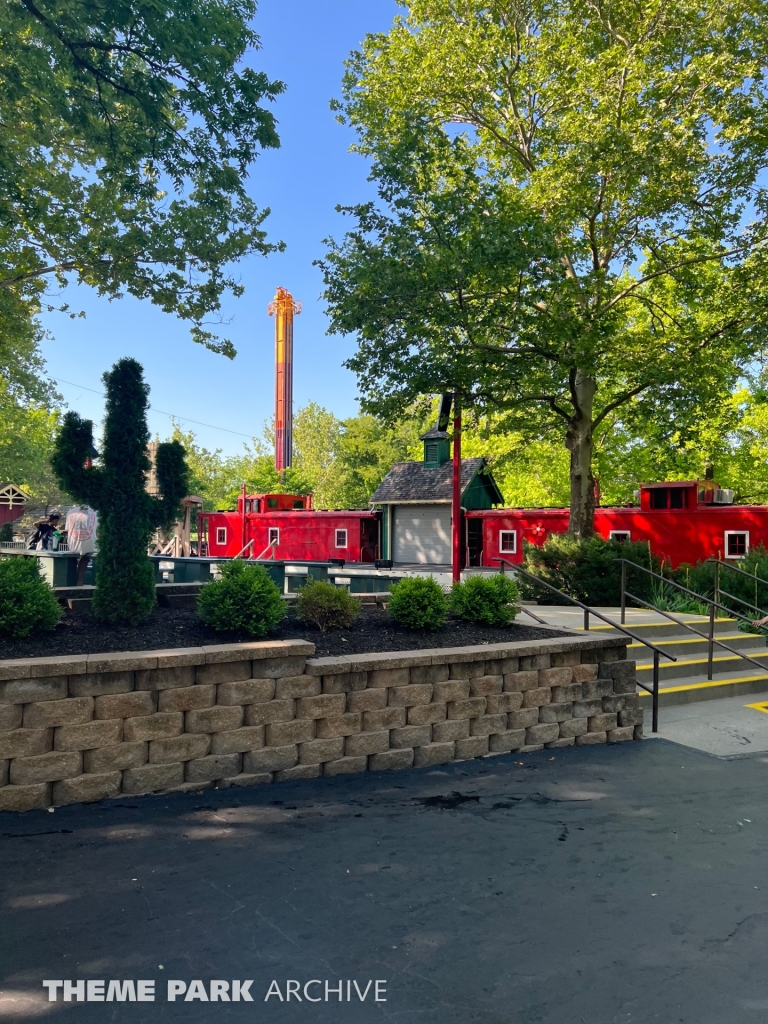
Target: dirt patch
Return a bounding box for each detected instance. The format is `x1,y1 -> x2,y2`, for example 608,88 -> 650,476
0,605 -> 571,661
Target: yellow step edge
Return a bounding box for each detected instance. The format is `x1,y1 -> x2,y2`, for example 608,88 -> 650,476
638,674 -> 768,696
637,651 -> 768,672
629,633 -> 753,648
570,618 -> 735,632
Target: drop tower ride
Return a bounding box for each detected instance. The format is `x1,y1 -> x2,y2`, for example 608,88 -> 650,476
268,287 -> 302,476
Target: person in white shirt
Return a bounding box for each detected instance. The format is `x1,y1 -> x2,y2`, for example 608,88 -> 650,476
65,506 -> 98,585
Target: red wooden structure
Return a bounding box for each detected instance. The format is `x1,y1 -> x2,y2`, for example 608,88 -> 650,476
200,494 -> 380,563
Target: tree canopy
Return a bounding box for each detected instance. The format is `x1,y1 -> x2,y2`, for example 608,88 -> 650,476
320,0 -> 768,535
1,0 -> 284,357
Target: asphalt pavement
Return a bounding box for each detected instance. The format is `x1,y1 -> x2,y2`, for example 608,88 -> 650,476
2,739 -> 768,1023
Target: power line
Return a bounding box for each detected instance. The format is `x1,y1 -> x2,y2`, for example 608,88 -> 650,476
51,377 -> 257,439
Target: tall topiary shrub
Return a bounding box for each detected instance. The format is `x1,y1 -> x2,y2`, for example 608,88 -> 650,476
51,358 -> 188,624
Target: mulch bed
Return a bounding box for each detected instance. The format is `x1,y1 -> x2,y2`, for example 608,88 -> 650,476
0,606 -> 571,662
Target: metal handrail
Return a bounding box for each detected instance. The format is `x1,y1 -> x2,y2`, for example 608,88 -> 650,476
619,558 -> 768,683
495,558 -> 676,733
707,557 -> 768,621
233,539 -> 255,559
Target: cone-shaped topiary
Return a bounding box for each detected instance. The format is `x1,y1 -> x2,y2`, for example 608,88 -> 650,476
51,358 -> 189,624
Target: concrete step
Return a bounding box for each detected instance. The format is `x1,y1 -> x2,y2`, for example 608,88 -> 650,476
637,668 -> 768,708
630,632 -> 766,661
636,646 -> 768,682
574,616 -> 741,639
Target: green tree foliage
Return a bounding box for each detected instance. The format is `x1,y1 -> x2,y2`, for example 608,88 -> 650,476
169,403 -> 426,510
387,575 -> 447,629
1,0 -> 284,357
198,560 -> 285,637
321,0 -> 768,537
451,573 -> 519,627
296,580 -> 361,632
52,358 -> 189,624
0,556 -> 62,639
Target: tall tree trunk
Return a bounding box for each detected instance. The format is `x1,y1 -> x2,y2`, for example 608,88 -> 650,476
566,374 -> 596,537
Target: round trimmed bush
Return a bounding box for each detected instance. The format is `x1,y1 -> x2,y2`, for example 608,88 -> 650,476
197,560 -> 285,638
387,575 -> 447,630
296,580 -> 360,632
451,573 -> 520,626
0,556 -> 62,639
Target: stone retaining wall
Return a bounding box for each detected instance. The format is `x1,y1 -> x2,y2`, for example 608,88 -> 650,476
0,635 -> 642,812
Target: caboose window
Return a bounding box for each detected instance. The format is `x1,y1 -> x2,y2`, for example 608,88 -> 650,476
499,530 -> 517,554
610,531 -> 631,543
725,531 -> 748,558
216,528 -> 227,545
267,498 -> 279,509
669,488 -> 685,509
649,488 -> 668,510
268,528 -> 279,546
335,529 -> 348,548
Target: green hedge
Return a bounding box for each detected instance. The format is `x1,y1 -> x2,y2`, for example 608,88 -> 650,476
451,574 -> 519,626
198,561 -> 285,637
0,556 -> 62,639
388,576 -> 447,630
519,534 -> 661,607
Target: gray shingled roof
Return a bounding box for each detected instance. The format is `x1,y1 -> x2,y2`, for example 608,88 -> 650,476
370,458 -> 489,504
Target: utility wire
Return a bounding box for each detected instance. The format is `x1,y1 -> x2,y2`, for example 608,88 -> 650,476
51,377 -> 256,439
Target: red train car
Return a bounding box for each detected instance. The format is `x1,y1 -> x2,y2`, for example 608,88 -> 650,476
468,480 -> 768,569
200,493 -> 380,563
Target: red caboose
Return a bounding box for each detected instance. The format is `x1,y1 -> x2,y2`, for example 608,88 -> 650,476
468,480 -> 768,569
200,493 -> 380,563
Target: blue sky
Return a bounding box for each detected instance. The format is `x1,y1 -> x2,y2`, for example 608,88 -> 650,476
38,0 -> 400,457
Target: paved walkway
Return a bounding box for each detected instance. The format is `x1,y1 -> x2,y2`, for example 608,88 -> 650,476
3,740 -> 768,1023
515,603 -> 714,631
649,692 -> 768,757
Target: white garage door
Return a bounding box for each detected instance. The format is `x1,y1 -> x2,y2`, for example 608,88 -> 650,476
393,505 -> 452,564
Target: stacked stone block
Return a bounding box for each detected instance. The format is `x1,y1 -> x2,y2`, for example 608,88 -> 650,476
0,635 -> 641,812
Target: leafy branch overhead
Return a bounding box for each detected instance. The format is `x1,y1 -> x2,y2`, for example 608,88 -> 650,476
1,0 -> 285,356
320,0 -> 768,536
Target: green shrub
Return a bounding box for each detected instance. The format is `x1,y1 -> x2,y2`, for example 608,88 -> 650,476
0,556 -> 62,639
520,534 -> 661,606
197,560 -> 285,637
388,576 -> 447,630
451,573 -> 520,626
296,580 -> 361,632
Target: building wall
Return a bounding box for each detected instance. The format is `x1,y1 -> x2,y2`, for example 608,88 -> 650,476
0,635 -> 641,812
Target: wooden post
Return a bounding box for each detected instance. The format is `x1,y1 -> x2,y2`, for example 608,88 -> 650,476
452,394 -> 462,584
240,482 -> 247,557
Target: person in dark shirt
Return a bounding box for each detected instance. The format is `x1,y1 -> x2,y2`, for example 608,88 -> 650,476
28,514 -> 61,550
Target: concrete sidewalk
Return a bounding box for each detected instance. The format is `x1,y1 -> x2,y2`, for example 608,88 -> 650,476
3,741 -> 768,1023
649,692 -> 768,757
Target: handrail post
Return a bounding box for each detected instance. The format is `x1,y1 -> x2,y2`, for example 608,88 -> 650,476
713,559 -> 720,616
584,607 -> 589,631
652,650 -> 659,734
621,560 -> 627,625
707,601 -> 715,681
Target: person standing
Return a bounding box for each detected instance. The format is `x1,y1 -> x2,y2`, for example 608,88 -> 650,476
28,514 -> 61,550
65,506 -> 98,586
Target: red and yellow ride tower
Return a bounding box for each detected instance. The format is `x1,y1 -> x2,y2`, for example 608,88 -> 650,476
268,287 -> 302,476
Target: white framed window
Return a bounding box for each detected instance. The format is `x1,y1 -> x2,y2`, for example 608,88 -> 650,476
610,531 -> 631,543
216,527 -> 227,546
268,527 -> 280,546
499,530 -> 517,554
335,529 -> 348,549
725,530 -> 749,559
